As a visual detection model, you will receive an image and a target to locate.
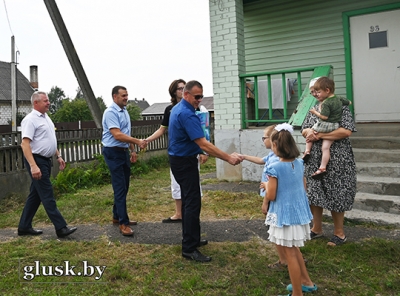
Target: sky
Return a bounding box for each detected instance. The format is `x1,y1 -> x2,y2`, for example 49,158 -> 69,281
0,0 -> 214,107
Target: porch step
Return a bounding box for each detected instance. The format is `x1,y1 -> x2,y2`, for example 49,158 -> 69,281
325,208 -> 400,225
357,175 -> 400,196
356,162 -> 400,178
354,123 -> 400,137
354,192 -> 400,215
353,148 -> 400,163
350,136 -> 400,149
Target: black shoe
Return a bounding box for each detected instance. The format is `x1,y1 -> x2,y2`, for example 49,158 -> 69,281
18,228 -> 43,236
56,226 -> 77,238
162,217 -> 182,223
198,240 -> 208,247
182,249 -> 212,262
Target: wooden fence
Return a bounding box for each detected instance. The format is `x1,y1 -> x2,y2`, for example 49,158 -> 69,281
1,120 -> 214,173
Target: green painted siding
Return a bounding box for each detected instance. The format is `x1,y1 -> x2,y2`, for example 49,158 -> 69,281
243,0 -> 400,102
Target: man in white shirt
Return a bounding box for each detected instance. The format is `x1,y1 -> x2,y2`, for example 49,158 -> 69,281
18,91 -> 77,238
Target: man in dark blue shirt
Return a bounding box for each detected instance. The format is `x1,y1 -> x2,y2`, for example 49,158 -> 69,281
169,80 -> 242,262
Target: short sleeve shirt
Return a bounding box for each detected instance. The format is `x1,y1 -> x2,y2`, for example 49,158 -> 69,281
321,95 -> 350,123
101,102 -> 131,148
21,110 -> 58,158
161,105 -> 173,127
168,100 -> 204,157
260,152 -> 280,197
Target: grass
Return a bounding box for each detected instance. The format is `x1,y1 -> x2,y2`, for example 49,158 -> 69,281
0,156 -> 399,295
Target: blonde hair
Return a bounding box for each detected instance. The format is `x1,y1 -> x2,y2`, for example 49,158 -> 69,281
264,124 -> 277,136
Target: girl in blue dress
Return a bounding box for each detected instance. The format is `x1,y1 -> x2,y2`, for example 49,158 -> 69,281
261,123 -> 317,296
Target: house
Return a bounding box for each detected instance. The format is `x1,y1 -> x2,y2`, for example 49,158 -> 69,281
208,0 -> 400,181
0,61 -> 35,128
141,96 -> 214,121
127,98 -> 150,112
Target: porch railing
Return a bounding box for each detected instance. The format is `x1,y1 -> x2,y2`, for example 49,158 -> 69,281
239,65 -> 333,128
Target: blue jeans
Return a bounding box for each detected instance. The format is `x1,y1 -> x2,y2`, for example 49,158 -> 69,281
102,147 -> 131,225
19,155 -> 67,231
169,155 -> 201,253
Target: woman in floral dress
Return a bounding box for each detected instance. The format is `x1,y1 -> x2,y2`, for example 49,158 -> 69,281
301,81 -> 357,246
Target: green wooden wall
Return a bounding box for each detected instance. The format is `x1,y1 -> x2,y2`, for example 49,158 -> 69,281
242,0 -> 400,99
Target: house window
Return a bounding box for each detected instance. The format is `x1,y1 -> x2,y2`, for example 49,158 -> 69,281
369,31 -> 388,49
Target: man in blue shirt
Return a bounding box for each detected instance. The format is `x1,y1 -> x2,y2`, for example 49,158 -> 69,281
169,80 -> 242,262
102,86 -> 147,237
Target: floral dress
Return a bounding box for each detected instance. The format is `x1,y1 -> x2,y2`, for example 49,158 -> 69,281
301,105 -> 357,212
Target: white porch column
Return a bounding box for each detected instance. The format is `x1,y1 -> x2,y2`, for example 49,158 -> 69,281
209,0 -> 245,181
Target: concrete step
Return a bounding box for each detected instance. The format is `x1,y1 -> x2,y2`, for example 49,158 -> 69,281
353,148 -> 400,163
353,192 -> 400,215
357,175 -> 400,196
356,162 -> 400,178
324,208 -> 400,225
355,123 -> 400,137
350,136 -> 400,149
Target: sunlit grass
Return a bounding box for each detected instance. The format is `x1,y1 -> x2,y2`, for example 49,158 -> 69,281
1,157 -> 399,295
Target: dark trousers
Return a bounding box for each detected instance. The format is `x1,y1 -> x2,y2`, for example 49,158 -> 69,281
102,147 -> 131,225
169,155 -> 201,253
19,155 -> 67,231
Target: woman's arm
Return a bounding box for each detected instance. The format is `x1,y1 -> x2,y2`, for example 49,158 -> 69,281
145,126 -> 167,142
315,127 -> 352,141
303,127 -> 351,142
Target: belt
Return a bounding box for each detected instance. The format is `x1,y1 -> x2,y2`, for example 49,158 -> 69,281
110,146 -> 129,151
32,154 -> 52,161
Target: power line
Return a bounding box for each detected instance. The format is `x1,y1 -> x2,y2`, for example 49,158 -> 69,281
3,0 -> 14,35
3,0 -> 20,53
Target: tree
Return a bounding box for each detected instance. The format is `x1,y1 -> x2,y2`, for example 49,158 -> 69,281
126,104 -> 142,121
50,96 -> 107,123
51,98 -> 93,122
48,86 -> 66,114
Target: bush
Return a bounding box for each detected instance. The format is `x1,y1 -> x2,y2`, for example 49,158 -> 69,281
52,154 -> 169,195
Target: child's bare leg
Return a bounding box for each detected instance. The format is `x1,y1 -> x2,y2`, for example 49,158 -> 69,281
275,244 -> 287,265
320,139 -> 334,169
283,246 -> 303,295
304,141 -> 312,155
294,247 -> 313,286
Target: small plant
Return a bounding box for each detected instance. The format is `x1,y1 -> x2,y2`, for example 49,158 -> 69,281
52,154 -> 170,195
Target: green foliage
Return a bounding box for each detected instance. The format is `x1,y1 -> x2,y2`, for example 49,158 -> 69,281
52,154 -> 110,194
51,98 -> 93,122
49,87 -> 107,123
126,103 -> 142,120
52,154 -> 169,195
48,86 -> 66,114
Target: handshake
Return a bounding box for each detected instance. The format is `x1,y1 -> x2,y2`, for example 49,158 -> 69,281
137,139 -> 148,149
229,152 -> 245,166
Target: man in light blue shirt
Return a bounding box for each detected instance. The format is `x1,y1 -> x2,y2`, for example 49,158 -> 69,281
102,85 -> 147,237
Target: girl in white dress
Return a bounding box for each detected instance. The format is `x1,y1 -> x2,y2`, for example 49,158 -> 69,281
260,123 -> 317,296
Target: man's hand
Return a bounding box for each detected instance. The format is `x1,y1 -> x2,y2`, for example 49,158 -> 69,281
31,164 -> 41,180
130,151 -> 137,163
57,157 -> 66,171
199,154 -> 208,164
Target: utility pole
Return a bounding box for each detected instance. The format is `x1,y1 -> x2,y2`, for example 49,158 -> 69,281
43,0 -> 103,128
11,36 -> 17,132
